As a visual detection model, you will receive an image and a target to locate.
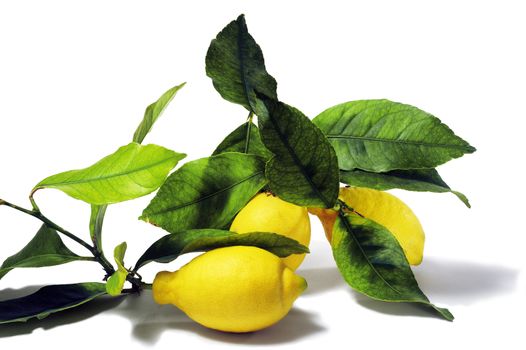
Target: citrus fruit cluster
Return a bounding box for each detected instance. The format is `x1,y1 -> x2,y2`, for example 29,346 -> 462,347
153,188 -> 424,332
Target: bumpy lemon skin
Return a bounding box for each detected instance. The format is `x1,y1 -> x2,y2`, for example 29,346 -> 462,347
340,187 -> 425,265
230,193 -> 311,270
152,246 -> 307,333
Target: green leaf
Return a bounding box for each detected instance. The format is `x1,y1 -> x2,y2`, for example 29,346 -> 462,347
89,204 -> 107,250
313,99 -> 476,172
212,121 -> 272,159
140,152 -> 267,233
135,229 -> 309,270
206,14 -> 277,115
332,214 -> 453,321
133,83 -> 186,144
105,242 -> 128,296
340,168 -> 470,207
257,94 -> 339,208
0,283 -> 108,324
0,225 -> 90,280
33,142 -> 186,205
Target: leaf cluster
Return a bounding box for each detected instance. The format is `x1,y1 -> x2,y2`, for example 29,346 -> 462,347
0,14 -> 475,325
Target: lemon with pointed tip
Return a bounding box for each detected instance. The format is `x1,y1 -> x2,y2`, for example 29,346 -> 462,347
230,192 -> 311,270
152,246 -> 307,333
310,187 -> 425,265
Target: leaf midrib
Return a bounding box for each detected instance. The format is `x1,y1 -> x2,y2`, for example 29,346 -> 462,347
267,108 -> 332,208
338,214 -> 403,295
236,18 -> 254,113
37,155 -> 178,188
1,253 -> 89,271
144,171 -> 264,216
327,134 -> 474,151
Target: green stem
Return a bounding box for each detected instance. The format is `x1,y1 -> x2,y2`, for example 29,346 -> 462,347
0,198 -> 115,276
29,192 -> 41,212
88,204 -> 114,276
244,111 -> 254,153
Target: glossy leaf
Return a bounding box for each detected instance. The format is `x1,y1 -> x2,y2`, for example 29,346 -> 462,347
105,242 -> 128,296
206,14 -> 277,115
313,99 -> 476,172
340,168 -> 470,207
257,95 -> 339,208
212,122 -> 272,159
0,283 -> 108,324
133,83 -> 186,144
332,214 -> 453,321
135,229 -> 309,270
0,225 -> 90,280
33,142 -> 186,205
140,152 -> 267,233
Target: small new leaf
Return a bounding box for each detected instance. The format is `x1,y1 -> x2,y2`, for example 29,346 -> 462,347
33,142 -> 186,205
332,214 -> 453,321
0,283 -> 108,324
105,242 -> 128,296
140,152 -> 267,233
340,168 -> 470,207
134,229 -> 309,270
206,14 -> 277,115
257,94 -> 339,208
0,224 -> 90,280
133,83 -> 186,144
313,99 -> 475,172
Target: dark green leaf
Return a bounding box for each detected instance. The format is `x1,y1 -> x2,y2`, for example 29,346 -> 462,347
332,214 -> 453,321
33,142 -> 186,205
134,229 -> 309,270
340,168 -> 470,207
133,83 -> 186,144
0,283 -> 108,324
140,152 -> 267,233
105,242 -> 128,296
212,122 -> 272,159
206,14 -> 277,115
0,225 -> 90,280
313,99 -> 476,172
257,95 -> 339,208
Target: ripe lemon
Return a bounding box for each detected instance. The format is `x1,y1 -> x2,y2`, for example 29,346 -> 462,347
230,192 -> 311,270
152,246 -> 307,333
310,187 -> 425,265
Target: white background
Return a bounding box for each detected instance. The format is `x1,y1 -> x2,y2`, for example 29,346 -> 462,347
1,0 -> 524,348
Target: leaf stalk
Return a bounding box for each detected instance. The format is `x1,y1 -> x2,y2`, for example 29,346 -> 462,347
244,111 -> 254,153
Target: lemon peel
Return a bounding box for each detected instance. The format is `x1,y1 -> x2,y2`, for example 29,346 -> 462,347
152,246 -> 307,333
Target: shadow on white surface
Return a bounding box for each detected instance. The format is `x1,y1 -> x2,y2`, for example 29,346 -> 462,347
414,257 -> 519,306
353,257 -> 519,319
0,286 -> 125,338
299,266 -> 346,295
111,291 -> 326,345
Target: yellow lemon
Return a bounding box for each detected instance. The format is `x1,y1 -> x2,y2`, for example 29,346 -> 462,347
308,207 -> 338,242
152,246 -> 307,333
309,187 -> 425,265
230,192 -> 311,270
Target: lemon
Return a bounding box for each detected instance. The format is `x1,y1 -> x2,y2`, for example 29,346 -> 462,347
307,207 -> 337,242
230,192 -> 311,270
310,187 -> 425,265
152,246 -> 307,333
